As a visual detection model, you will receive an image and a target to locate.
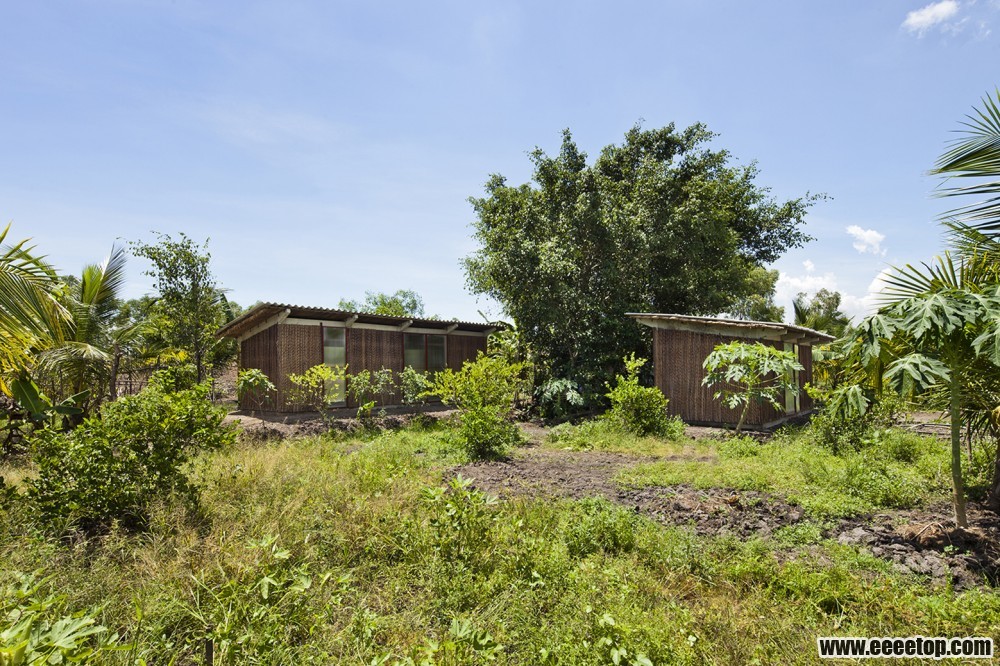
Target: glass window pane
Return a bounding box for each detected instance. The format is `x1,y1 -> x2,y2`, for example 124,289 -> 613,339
427,335 -> 446,372
323,327 -> 346,403
404,333 -> 425,371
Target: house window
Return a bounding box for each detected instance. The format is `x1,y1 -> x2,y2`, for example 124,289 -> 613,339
784,343 -> 799,414
323,327 -> 346,403
404,333 -> 446,372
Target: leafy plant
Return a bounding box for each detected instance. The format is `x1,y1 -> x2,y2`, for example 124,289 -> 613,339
236,368 -> 276,413
1,571 -> 122,664
427,354 -> 527,459
287,363 -> 348,420
397,366 -> 431,406
702,341 -> 803,432
28,380 -> 235,529
10,374 -> 86,429
603,355 -> 672,436
536,377 -> 584,419
348,368 -> 396,420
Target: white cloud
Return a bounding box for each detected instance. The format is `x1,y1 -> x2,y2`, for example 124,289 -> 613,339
802,259 -> 815,272
846,225 -> 887,256
902,0 -> 962,35
840,269 -> 893,319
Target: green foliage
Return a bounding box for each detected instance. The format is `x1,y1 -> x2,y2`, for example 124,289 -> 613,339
148,362 -> 198,392
9,375 -> 85,428
338,289 -> 427,318
1,571 -> 122,665
0,224 -> 69,395
703,342 -> 803,432
398,366 -> 431,406
808,388 -> 903,455
726,267 -> 785,322
464,124 -> 817,404
604,354 -> 673,436
422,475 -> 500,567
28,381 -> 234,529
792,289 -> 851,337
236,368 -> 276,412
286,363 -> 348,419
562,497 -> 640,558
427,354 -> 527,459
130,232 -> 233,382
180,535 -> 325,663
535,377 -> 584,419
547,418 -> 685,453
348,368 -> 396,420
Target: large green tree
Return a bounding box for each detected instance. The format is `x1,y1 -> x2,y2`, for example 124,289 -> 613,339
465,124 -> 817,401
130,233 -> 233,382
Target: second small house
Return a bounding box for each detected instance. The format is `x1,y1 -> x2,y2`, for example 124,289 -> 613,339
217,303 -> 497,412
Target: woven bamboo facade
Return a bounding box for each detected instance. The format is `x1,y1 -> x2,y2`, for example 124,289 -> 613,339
633,313 -> 834,429
221,303 -> 496,413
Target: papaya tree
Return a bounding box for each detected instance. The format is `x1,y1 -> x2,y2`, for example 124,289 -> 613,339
702,341 -> 803,433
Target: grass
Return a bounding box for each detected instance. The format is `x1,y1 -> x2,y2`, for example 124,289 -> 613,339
2,420 -> 999,663
616,428 -> 957,518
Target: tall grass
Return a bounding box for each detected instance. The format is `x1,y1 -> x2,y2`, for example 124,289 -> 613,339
2,424 -> 998,664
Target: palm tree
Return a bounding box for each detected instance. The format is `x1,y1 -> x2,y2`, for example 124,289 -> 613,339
932,88 -> 1000,236
36,245 -> 131,414
0,224 -> 68,394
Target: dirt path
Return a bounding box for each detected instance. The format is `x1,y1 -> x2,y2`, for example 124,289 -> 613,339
455,445 -> 1000,590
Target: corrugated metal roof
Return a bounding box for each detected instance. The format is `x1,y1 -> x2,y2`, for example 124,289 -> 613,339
217,302 -> 501,339
626,312 -> 836,344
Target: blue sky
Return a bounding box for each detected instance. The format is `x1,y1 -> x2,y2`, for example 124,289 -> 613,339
2,0 -> 999,323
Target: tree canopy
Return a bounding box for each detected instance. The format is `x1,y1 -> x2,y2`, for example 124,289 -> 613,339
465,124 -> 817,402
130,233 -> 235,382
338,289 -> 428,318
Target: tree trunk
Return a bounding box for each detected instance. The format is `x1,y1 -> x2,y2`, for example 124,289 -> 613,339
950,369 -> 968,527
987,434 -> 1000,514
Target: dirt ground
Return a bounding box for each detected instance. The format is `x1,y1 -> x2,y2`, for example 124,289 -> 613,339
454,424 -> 1000,591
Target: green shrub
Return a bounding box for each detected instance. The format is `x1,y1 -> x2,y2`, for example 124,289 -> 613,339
717,435 -> 762,459
458,407 -> 522,459
28,381 -> 235,529
398,366 -> 431,406
428,354 -> 527,459
809,389 -> 903,455
286,363 -> 348,420
604,354 -> 672,437
236,368 -> 276,412
348,368 -> 396,420
149,363 -> 198,392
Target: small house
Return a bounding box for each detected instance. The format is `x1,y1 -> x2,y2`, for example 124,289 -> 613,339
217,303 -> 497,412
627,313 -> 835,429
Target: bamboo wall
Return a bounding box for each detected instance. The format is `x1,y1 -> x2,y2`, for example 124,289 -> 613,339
238,326 -> 280,410
653,328 -> 814,428
345,328 -> 405,407
276,324 -> 323,412
447,335 -> 487,370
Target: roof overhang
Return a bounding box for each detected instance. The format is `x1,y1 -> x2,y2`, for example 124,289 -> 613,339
217,302 -> 501,340
626,313 -> 835,346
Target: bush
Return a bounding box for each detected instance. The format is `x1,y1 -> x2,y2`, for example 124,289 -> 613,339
604,354 -> 672,437
286,364 -> 348,420
398,366 -> 431,406
347,368 -> 395,420
427,353 -> 527,459
28,381 -> 235,529
809,389 -> 903,455
236,368 -> 276,412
